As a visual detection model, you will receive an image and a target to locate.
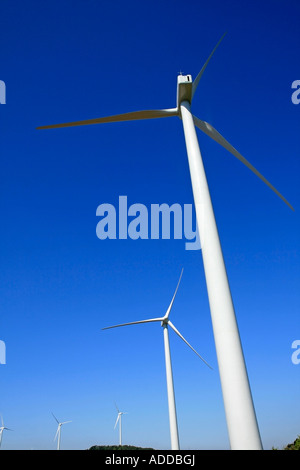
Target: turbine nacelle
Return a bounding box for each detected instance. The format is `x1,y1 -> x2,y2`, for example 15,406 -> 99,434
176,74 -> 193,109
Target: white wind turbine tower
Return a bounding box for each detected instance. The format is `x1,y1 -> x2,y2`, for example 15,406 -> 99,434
52,413 -> 72,450
103,269 -> 212,450
37,33 -> 294,450
0,415 -> 12,449
114,403 -> 127,447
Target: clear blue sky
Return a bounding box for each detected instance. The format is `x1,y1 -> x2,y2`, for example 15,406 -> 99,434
0,0 -> 299,450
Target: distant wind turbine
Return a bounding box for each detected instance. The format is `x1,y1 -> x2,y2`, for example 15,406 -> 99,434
114,403 -> 127,447
37,32 -> 294,449
103,269 -> 211,450
52,413 -> 72,450
0,415 -> 12,449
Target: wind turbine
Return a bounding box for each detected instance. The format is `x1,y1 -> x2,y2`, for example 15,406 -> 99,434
114,403 -> 127,447
37,33 -> 294,450
52,413 -> 72,450
103,269 -> 212,450
0,415 -> 12,449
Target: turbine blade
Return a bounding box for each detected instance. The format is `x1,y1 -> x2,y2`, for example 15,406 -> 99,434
61,421 -> 72,425
164,268 -> 184,319
114,414 -> 120,429
193,116 -> 294,211
102,317 -> 163,330
192,32 -> 227,100
51,412 -> 59,424
4,427 -> 13,431
168,320 -> 213,369
114,402 -> 120,413
37,108 -> 179,130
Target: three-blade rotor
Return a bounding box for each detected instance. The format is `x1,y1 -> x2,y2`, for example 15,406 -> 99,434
37,33 -> 293,211
102,268 -> 212,369
52,413 -> 71,441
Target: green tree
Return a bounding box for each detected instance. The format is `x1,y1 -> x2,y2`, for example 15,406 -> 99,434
283,435 -> 300,450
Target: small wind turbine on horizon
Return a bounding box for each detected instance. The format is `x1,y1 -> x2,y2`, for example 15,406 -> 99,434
0,415 -> 12,449
103,269 -> 212,450
37,32 -> 294,450
52,413 -> 72,450
113,403 -> 127,447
